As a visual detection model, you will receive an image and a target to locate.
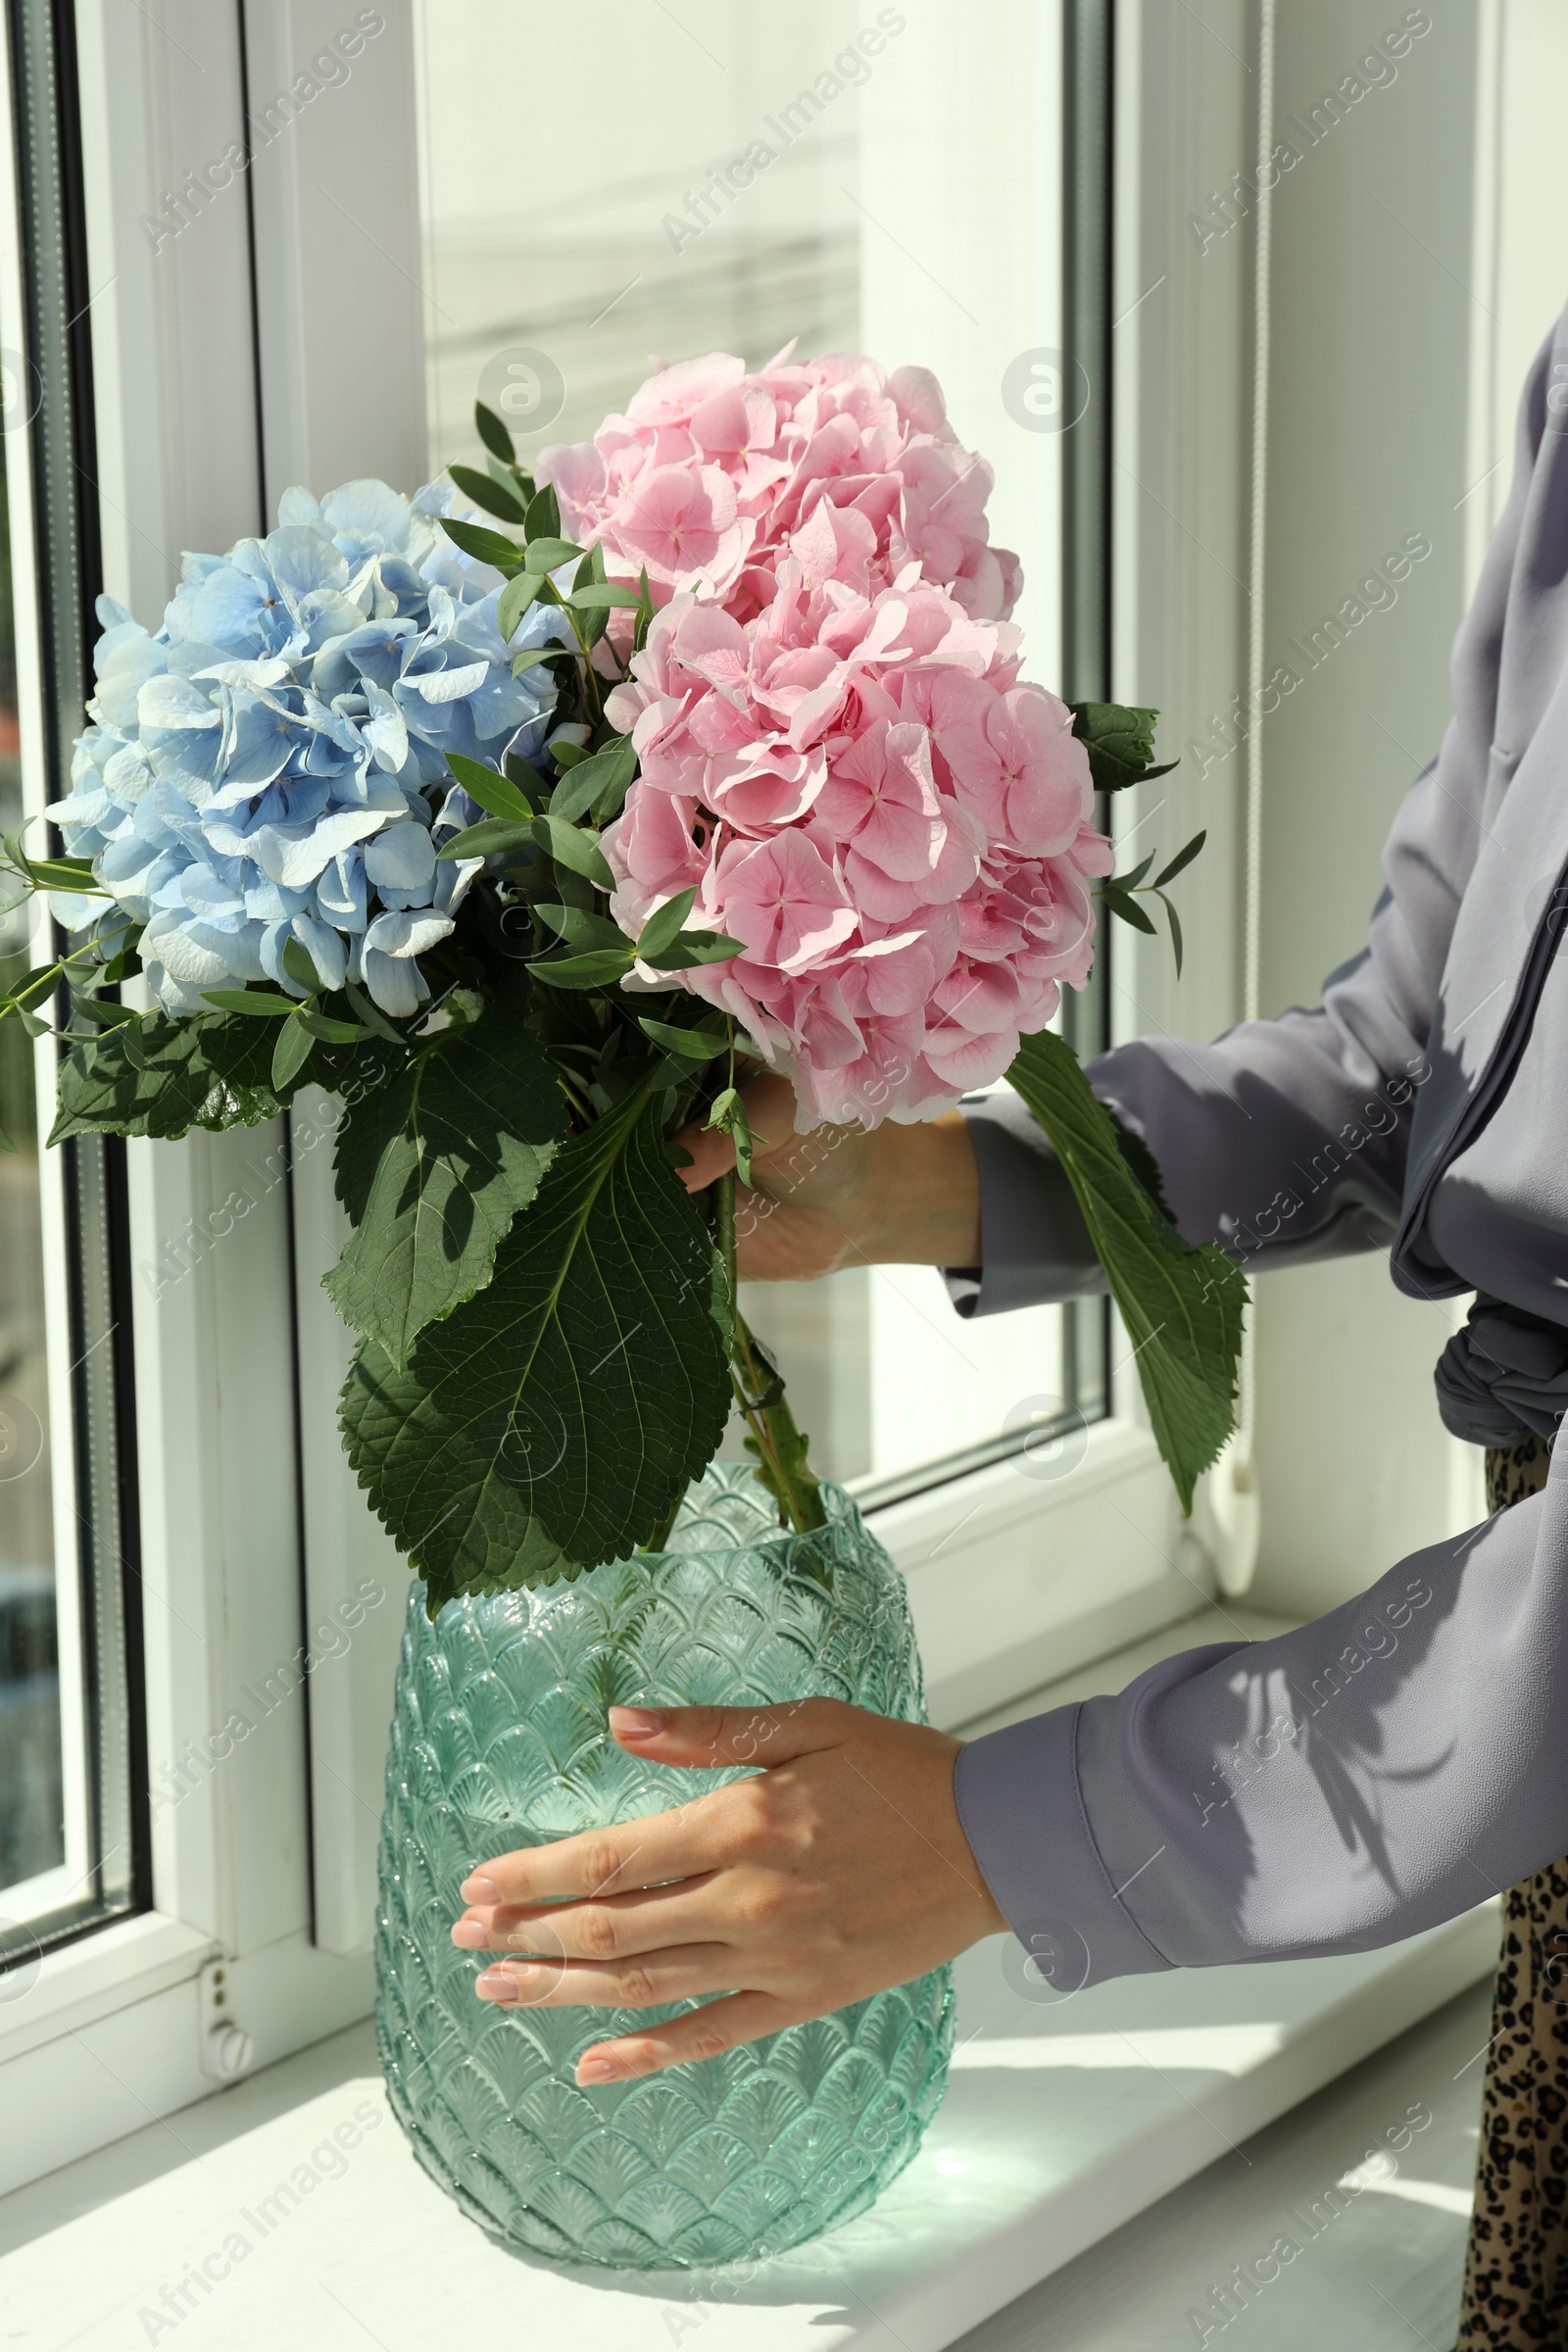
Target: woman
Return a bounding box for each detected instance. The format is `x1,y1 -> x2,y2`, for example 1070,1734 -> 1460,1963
451,311 -> 1568,2345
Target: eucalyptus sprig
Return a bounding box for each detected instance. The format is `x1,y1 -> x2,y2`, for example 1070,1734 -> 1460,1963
1098,830 -> 1207,975
439,401 -> 654,724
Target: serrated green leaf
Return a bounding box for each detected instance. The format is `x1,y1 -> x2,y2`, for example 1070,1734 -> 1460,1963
636,887 -> 697,961
1006,1029 -> 1244,1511
201,989 -> 298,1017
496,571 -> 545,640
339,1089 -> 730,1591
271,1015 -> 315,1092
49,1009 -> 334,1143
325,992 -> 564,1371
449,463 -> 529,525
444,752 -> 535,824
439,515 -> 525,572
475,400 -> 516,465
533,813 -> 613,890
1069,702 -> 1180,794
1153,828 -> 1207,888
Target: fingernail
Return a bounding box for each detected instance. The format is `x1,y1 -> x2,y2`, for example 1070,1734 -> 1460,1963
460,1874 -> 504,1904
476,1971 -> 518,2002
450,1918 -> 489,1948
578,2055 -> 618,2082
610,1706 -> 666,1738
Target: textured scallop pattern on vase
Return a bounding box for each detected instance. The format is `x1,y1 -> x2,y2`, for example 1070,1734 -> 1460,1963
373,1464 -> 955,2270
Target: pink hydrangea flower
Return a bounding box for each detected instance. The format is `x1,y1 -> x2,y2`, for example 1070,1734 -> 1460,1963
600,556 -> 1110,1129
545,347 -> 1111,1128
537,345 -> 1022,624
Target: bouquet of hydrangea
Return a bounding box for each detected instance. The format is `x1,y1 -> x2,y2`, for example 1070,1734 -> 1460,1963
4,347 -> 1243,1605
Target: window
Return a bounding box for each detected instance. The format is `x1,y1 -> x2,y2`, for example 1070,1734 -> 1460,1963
0,0 -> 1536,2272
412,0 -> 1108,1501
0,0 -> 1228,2190
0,0 -> 142,1977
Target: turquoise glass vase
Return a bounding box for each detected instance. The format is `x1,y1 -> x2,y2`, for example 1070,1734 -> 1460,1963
373,1463 -> 955,2271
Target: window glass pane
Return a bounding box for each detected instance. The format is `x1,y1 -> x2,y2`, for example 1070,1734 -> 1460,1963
0,0 -> 139,1967
413,0 -> 1105,1502
0,446 -> 60,1897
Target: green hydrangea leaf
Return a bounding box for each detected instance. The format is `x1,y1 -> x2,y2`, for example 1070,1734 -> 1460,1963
1006,1029 -> 1244,1512
326,993 -> 565,1371
1068,702 -> 1179,794
48,1008 -> 340,1143
339,1089 -> 730,1592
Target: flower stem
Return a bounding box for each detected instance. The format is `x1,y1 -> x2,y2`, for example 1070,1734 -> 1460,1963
714,1167 -> 826,1535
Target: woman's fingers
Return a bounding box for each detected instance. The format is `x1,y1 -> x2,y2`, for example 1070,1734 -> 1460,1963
671,1072 -> 801,1198
457,1792 -> 721,1912
608,1695 -> 853,1768
451,1874 -> 724,1959
571,1991 -> 801,2082
457,1702 -> 852,1912
474,1940 -> 740,2011
672,1116 -> 736,1191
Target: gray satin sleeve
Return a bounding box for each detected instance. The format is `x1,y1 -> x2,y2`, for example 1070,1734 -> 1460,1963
953,1467 -> 1568,1981
946,997 -> 1422,1317
943,327 -> 1554,1319
946,1090 -> 1107,1317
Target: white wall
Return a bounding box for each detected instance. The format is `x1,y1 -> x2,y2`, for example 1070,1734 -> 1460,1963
1246,0 -> 1568,1611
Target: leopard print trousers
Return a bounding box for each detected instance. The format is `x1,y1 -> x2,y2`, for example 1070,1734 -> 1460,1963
1456,1433 -> 1562,2348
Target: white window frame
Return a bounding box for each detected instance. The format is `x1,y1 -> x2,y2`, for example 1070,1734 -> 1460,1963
0,0 -> 1256,2191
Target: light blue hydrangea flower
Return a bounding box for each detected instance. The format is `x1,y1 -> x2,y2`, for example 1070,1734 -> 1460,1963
51,478 -> 568,1017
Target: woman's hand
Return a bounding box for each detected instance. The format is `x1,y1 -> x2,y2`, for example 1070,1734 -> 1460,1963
449,1698 -> 1006,2082
673,1072 -> 982,1282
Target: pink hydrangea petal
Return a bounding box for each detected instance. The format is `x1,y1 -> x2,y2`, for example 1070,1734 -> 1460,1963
625,353 -> 747,427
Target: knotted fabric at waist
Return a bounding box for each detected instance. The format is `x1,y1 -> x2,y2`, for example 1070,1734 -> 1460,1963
1435,1296 -> 1568,1448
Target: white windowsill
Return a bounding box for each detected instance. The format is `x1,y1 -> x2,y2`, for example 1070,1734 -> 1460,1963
879,1415 -> 1200,1728
0,1914 -> 1496,2349
0,1911 -> 215,2070
0,1606 -> 1499,2348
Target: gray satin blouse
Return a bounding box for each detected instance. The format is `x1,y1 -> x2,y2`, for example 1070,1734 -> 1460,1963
951,304 -> 1568,1985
